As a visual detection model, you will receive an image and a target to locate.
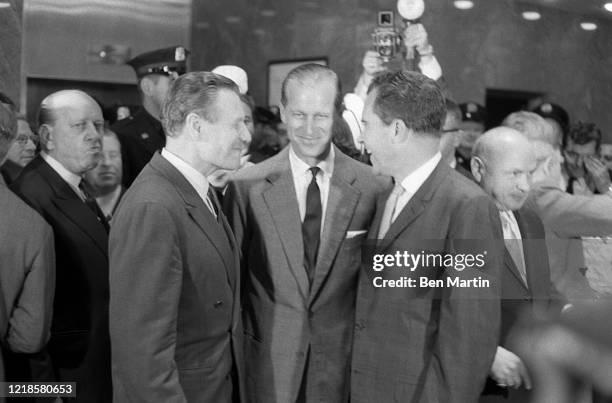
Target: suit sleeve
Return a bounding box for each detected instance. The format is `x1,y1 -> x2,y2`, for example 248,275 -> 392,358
109,202 -> 187,403
6,223 -> 55,353
533,184 -> 612,237
428,195 -> 503,403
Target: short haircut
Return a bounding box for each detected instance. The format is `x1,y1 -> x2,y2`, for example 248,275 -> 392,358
0,103 -> 17,162
161,71 -> 239,137
502,111 -> 556,147
565,121 -> 601,149
368,70 -> 446,135
280,63 -> 340,109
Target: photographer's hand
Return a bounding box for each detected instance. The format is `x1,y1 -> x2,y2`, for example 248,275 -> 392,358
490,346 -> 532,390
584,156 -> 611,194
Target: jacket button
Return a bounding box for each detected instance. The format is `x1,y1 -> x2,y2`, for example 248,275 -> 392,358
214,300 -> 223,308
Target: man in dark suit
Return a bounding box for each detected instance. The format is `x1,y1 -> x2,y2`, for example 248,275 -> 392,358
110,71 -> 249,402
351,70 -> 503,403
111,46 -> 189,187
0,103 -> 54,392
225,64 -> 386,402
471,127 -> 560,402
10,90 -> 111,402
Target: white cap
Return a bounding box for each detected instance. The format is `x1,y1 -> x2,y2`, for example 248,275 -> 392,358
212,65 -> 248,94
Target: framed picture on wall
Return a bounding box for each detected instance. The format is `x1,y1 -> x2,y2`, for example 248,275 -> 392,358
267,57 -> 328,109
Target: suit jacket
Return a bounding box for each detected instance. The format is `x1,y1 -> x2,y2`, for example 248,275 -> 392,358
224,146 -> 387,403
109,153 -> 244,403
481,207 -> 559,401
525,178 -> 612,300
10,155 -> 112,402
351,161 -> 503,403
0,160 -> 22,186
111,107 -> 165,187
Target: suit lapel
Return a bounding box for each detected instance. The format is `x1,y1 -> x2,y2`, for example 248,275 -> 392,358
514,209 -> 539,293
150,154 -> 236,290
503,246 -> 529,291
309,152 -> 360,303
35,157 -> 108,255
262,151 -> 310,298
378,161 -> 449,253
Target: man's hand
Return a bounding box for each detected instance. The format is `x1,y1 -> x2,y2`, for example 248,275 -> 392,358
490,346 -> 532,390
584,156 -> 612,194
362,50 -> 385,76
402,23 -> 431,54
573,177 -> 593,196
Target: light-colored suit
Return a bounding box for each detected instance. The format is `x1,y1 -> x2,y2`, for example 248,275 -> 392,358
110,153 -> 244,403
351,161 -> 503,403
525,178 -> 612,300
224,146 -> 387,402
0,178 -> 55,361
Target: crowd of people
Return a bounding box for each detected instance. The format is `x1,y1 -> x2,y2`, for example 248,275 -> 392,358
1,23 -> 612,403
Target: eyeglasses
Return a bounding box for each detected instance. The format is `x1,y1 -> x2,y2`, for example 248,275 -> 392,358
16,134 -> 39,146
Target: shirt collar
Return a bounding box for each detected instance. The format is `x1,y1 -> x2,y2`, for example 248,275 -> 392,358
288,144 -> 335,178
161,148 -> 210,202
41,152 -> 83,189
398,152 -> 442,195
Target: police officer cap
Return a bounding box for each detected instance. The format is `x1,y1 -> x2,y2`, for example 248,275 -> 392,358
127,46 -> 190,79
531,102 -> 569,131
459,102 -> 486,123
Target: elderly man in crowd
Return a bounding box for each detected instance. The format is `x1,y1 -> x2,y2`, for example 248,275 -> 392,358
471,127 -> 559,402
225,63 -> 386,402
0,103 -> 55,394
502,111 -> 612,301
351,70 -> 503,403
83,127 -> 124,221
1,114 -> 37,185
110,72 -> 248,402
10,90 -> 111,402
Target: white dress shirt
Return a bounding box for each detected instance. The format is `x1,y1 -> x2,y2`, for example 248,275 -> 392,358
288,145 -> 334,228
41,152 -> 86,201
393,152 -> 442,222
161,148 -> 216,216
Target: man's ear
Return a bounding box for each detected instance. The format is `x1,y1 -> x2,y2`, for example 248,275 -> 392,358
39,124 -> 54,151
279,104 -> 287,124
184,112 -> 203,139
390,118 -> 408,144
471,156 -> 485,182
139,77 -> 153,97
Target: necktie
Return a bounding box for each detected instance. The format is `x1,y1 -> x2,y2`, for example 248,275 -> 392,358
78,181 -> 109,232
205,187 -> 218,219
378,184 -> 404,239
302,167 -> 321,284
501,211 -> 528,286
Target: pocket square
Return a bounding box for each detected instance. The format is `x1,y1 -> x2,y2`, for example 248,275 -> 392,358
346,230 -> 367,239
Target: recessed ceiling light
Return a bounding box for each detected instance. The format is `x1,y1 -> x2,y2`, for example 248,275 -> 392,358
195,21 -> 210,29
604,2 -> 612,12
522,11 -> 541,21
260,9 -> 276,17
0,2 -> 11,8
453,0 -> 474,10
580,22 -> 597,30
225,16 -> 241,24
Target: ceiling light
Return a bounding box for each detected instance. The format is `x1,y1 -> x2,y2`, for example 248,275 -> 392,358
604,2 -> 612,12
522,11 -> 541,20
0,2 -> 11,8
225,16 -> 241,24
453,0 -> 474,10
260,9 -> 276,17
580,22 -> 597,30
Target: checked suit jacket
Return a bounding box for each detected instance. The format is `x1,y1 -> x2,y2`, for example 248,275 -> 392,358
224,145 -> 388,403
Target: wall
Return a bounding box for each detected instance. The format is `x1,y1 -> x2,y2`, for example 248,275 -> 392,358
190,0 -> 612,141
0,0 -> 23,105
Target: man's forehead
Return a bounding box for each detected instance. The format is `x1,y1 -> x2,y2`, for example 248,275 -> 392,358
286,77 -> 336,99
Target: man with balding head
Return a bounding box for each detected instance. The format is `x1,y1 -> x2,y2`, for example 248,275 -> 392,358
11,90 -> 112,402
471,127 -> 557,402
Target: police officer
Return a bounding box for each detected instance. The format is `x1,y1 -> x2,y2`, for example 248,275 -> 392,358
112,46 -> 189,187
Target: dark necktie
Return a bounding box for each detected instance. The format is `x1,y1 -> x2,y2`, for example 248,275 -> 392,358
79,181 -> 109,232
302,167 -> 321,284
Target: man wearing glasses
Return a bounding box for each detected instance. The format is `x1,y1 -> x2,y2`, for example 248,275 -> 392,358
1,114 -> 38,185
